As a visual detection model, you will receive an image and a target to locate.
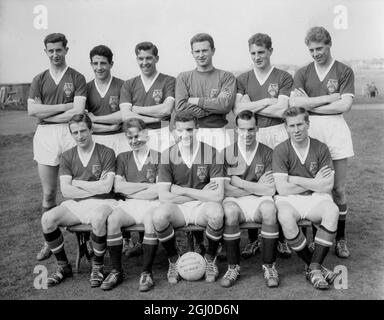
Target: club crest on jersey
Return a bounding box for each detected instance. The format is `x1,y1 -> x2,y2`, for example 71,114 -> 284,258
109,96 -> 119,112
255,164 -> 265,179
326,79 -> 338,94
152,89 -> 163,104
92,165 -> 102,179
196,165 -> 208,181
267,83 -> 279,97
309,162 -> 318,177
146,167 -> 156,183
210,89 -> 220,98
63,83 -> 74,98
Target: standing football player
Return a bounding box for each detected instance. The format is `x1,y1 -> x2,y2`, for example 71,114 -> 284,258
28,33 -> 87,261
273,107 -> 338,290
153,111 -> 225,284
233,33 -> 293,258
290,27 -> 354,258
221,110 -> 279,288
101,119 -> 161,292
41,113 -> 116,287
119,41 -> 176,153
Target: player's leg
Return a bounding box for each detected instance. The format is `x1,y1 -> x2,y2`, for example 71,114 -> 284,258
195,201 -> 224,283
36,164 -> 59,261
220,201 -> 244,288
139,210 -> 159,292
88,204 -> 113,288
257,200 -> 280,288
333,158 -> 350,258
152,203 -> 186,284
41,205 -> 81,286
101,207 -> 135,290
242,228 -> 260,259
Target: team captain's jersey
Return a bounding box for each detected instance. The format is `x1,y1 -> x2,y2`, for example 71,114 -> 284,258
175,68 -> 236,128
158,142 -> 225,189
293,60 -> 355,115
224,142 -> 272,182
28,66 -> 87,125
272,137 -> 333,194
59,143 -> 116,200
120,73 -> 175,129
86,76 -> 124,135
237,67 -> 293,128
116,149 -> 160,184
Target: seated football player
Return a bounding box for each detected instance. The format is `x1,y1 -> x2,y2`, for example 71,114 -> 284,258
153,111 -> 225,284
273,107 -> 338,290
221,110 -> 279,288
101,119 -> 161,292
41,113 -> 116,287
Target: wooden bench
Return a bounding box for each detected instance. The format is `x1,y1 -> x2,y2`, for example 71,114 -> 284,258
67,220 -> 312,273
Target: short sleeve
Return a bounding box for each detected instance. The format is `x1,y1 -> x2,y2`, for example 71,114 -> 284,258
101,147 -> 116,175
264,146 -> 273,172
119,81 -> 132,104
318,143 -> 334,171
164,76 -> 176,99
339,67 -> 355,96
236,75 -> 247,95
115,153 -> 126,177
59,152 -> 72,177
74,72 -> 87,97
293,68 -> 306,91
209,149 -> 225,179
28,75 -> 41,100
158,163 -> 173,183
279,71 -> 294,97
272,145 -> 289,174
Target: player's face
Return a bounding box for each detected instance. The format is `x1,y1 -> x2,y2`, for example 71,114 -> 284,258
237,118 -> 258,146
45,42 -> 68,67
285,114 -> 309,143
191,41 -> 215,69
249,44 -> 272,70
174,120 -> 196,147
307,41 -> 331,65
70,122 -> 93,149
91,55 -> 113,81
126,127 -> 148,151
136,50 -> 158,77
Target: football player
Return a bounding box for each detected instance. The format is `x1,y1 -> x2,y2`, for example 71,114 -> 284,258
273,107 -> 338,290
153,111 -> 225,284
28,33 -> 87,261
221,110 -> 279,288
101,119 -> 161,292
119,41 -> 176,153
290,27 -> 355,258
233,33 -> 294,258
175,33 -> 236,253
41,113 -> 116,287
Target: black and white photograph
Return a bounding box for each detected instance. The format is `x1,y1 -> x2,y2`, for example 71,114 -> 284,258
0,0 -> 383,306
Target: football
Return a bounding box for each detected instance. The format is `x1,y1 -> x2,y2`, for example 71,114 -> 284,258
177,252 -> 206,281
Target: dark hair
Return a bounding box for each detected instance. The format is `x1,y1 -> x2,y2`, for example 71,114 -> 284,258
174,111 -> 197,125
135,41 -> 158,57
305,27 -> 332,46
68,113 -> 92,132
190,33 -> 215,50
248,33 -> 272,50
235,110 -> 258,126
89,45 -> 113,64
44,33 -> 68,48
282,107 -> 309,123
122,118 -> 147,133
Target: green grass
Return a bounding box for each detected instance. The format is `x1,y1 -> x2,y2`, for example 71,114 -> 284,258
0,109 -> 383,300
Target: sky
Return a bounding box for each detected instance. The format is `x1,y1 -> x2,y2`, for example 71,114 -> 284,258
0,0 -> 383,83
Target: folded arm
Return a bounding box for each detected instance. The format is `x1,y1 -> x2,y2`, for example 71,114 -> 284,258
230,174 -> 276,196
233,93 -> 270,115
60,176 -> 95,199
224,179 -> 252,197
71,172 -> 115,195
43,96 -> 86,123
91,123 -> 121,133
310,95 -> 353,114
171,178 -> 224,202
133,97 -> 175,118
88,111 -> 122,124
27,98 -> 72,119
273,173 -> 309,196
120,103 -> 160,123
158,183 -> 198,204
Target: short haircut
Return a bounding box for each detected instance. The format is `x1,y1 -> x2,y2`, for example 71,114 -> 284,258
89,45 -> 113,64
305,26 -> 332,46
282,107 -> 309,123
122,118 -> 147,133
68,113 -> 92,132
135,41 -> 158,57
174,111 -> 197,125
190,33 -> 215,50
44,33 -> 68,48
235,110 -> 258,126
248,33 -> 272,50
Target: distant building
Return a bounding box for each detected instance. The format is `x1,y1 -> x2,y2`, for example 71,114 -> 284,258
0,83 -> 30,110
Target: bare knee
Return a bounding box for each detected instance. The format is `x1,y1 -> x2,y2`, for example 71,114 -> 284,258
205,202 -> 224,228
321,203 -> 339,231
107,210 -> 122,233
260,201 -> 277,224
153,205 -> 171,229
333,185 -> 346,202
223,202 -> 240,226
41,208 -> 59,232
91,207 -> 110,234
